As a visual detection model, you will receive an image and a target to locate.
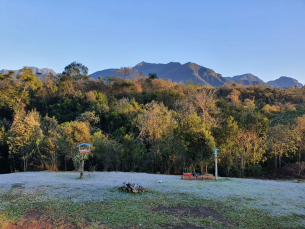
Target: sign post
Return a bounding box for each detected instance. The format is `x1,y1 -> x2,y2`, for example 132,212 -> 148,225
213,148 -> 219,180
76,143 -> 92,179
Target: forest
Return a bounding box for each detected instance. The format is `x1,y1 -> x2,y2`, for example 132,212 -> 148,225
1,63 -> 305,178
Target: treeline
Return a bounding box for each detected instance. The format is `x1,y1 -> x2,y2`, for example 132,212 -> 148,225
1,63 -> 305,177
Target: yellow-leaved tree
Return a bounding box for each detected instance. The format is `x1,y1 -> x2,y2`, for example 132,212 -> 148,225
8,109 -> 43,172
58,121 -> 91,172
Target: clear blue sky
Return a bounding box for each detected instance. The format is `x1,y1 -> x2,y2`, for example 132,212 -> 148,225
1,0 -> 304,83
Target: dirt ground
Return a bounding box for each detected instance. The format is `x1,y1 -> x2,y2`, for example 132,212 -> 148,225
257,162 -> 305,180
155,205 -> 232,228
1,209 -> 82,229
2,209 -> 54,229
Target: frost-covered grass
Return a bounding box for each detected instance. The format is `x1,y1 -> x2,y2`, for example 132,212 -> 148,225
0,171 -> 304,228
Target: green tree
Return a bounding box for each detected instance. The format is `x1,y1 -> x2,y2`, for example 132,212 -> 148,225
216,116 -> 240,177
267,124 -> 299,169
76,111 -> 100,126
62,62 -> 89,81
49,97 -> 85,123
176,112 -> 215,174
40,115 -> 59,171
92,131 -> 122,171
149,73 -> 158,79
16,67 -> 43,105
295,115 -> 305,162
58,121 -> 91,171
0,71 -> 21,118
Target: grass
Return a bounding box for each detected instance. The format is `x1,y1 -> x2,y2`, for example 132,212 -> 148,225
0,172 -> 304,228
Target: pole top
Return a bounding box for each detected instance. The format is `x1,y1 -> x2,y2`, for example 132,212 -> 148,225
213,148 -> 219,151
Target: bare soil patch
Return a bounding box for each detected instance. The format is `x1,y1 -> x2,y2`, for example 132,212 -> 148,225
11,183 -> 24,189
155,205 -> 232,228
2,209 -> 79,229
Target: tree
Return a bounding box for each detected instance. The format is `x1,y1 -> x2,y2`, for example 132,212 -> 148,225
76,111 -> 100,126
218,116 -> 239,177
16,67 -> 43,105
176,112 -> 215,174
40,115 -> 59,171
58,121 -> 91,171
294,115 -> 305,162
267,124 -> 299,169
137,101 -> 176,173
0,71 -> 21,118
62,62 -> 89,81
115,67 -> 131,80
92,130 -> 122,171
49,97 -> 85,123
190,89 -> 220,128
149,73 -> 158,79
7,110 -> 43,172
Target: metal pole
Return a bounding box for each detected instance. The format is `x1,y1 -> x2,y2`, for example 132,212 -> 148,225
215,150 -> 218,180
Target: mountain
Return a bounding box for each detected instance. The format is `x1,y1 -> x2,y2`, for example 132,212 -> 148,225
267,76 -> 303,88
0,67 -> 57,78
225,73 -> 273,87
226,73 -> 263,82
90,61 -> 233,87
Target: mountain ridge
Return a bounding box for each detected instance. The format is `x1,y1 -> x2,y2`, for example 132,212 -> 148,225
0,67 -> 57,78
90,61 -> 303,88
90,61 -> 233,87
268,76 -> 303,88
1,64 -> 302,89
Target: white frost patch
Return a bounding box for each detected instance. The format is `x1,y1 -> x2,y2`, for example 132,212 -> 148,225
0,171 -> 304,217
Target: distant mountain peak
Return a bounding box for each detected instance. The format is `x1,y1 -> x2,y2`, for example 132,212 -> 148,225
0,67 -> 57,78
268,76 -> 303,88
136,61 -> 146,66
278,76 -> 291,79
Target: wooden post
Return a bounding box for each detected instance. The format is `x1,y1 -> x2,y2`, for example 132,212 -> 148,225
80,153 -> 83,179
213,148 -> 219,180
215,151 -> 218,180
76,143 -> 92,180
80,153 -> 85,179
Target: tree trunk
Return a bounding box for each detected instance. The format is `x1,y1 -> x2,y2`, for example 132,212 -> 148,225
279,155 -> 282,168
65,155 -> 67,171
23,158 -> 26,172
227,166 -> 230,177
274,154 -> 277,169
80,154 -> 85,179
241,157 -> 244,178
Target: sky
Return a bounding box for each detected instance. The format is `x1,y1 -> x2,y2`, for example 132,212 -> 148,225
0,0 -> 305,83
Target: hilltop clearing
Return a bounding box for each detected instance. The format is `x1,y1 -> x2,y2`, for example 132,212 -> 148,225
0,172 -> 304,228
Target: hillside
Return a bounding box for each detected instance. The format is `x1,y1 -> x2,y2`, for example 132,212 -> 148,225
268,76 -> 303,88
225,73 -> 273,87
90,61 -> 233,87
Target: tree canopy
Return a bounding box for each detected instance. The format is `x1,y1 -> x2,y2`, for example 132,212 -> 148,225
1,63 -> 305,176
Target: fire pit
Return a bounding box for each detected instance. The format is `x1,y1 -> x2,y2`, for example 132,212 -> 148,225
120,181 -> 145,193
